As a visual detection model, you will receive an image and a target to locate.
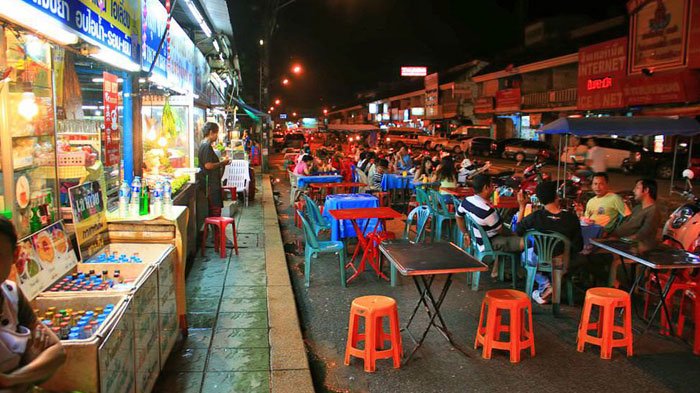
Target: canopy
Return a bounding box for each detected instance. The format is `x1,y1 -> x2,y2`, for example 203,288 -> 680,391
326,124 -> 379,132
538,116 -> 700,137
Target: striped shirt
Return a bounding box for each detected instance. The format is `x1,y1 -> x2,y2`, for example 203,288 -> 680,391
456,194 -> 502,251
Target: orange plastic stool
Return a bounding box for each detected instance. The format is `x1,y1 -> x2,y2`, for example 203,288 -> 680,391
344,296 -> 402,372
201,217 -> 239,258
474,289 -> 535,363
577,287 -> 633,359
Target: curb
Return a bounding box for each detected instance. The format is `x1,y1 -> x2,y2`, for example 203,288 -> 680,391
262,175 -> 315,393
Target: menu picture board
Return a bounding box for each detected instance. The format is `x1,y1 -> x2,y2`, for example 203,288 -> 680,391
68,181 -> 108,260
103,72 -> 120,167
14,221 -> 78,299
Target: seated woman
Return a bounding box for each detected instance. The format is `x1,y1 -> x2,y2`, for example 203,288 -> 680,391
294,155 -> 314,176
434,156 -> 458,192
0,218 -> 66,392
414,157 -> 434,182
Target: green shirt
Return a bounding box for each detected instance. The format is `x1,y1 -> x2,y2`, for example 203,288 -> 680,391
585,193 -> 626,232
613,203 -> 661,250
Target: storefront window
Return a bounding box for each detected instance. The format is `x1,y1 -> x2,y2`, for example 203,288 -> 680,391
142,96 -> 191,177
0,29 -> 59,238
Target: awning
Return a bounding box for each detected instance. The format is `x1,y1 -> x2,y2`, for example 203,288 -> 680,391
538,116 -> 700,137
229,96 -> 269,122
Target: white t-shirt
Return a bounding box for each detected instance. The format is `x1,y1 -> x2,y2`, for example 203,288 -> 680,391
586,146 -> 606,173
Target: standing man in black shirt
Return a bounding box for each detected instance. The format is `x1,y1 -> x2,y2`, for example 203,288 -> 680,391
199,122 -> 229,217
515,181 -> 583,304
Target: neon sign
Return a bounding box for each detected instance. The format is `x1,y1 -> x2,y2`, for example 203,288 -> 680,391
587,77 -> 613,91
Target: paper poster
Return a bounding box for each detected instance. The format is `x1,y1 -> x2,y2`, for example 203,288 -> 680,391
69,181 -> 108,260
103,72 -> 120,166
14,221 -> 78,300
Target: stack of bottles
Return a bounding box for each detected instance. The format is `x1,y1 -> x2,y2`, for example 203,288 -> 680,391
38,304 -> 114,340
119,177 -> 173,218
85,251 -> 143,264
47,270 -> 130,293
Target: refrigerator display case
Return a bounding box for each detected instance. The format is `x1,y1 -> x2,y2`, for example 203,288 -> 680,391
0,29 -> 60,238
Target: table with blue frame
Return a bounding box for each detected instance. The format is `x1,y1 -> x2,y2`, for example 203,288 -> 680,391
322,194 -> 380,241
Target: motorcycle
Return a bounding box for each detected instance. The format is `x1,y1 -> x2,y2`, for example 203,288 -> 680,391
493,158 -> 550,196
663,170 -> 700,252
458,159 -> 491,185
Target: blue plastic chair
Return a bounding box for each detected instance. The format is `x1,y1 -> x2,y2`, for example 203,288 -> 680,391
388,206 -> 432,287
464,215 -> 518,291
298,211 -> 346,287
301,194 -> 331,236
415,188 -> 430,206
428,189 -> 456,241
523,230 -> 571,315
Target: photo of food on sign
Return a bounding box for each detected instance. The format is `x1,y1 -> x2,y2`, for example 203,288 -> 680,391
33,230 -> 55,264
15,239 -> 42,281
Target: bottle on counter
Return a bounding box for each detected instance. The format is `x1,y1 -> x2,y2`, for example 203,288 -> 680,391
130,177 -> 141,216
139,185 -> 150,216
163,179 -> 172,214
153,181 -> 163,216
119,181 -> 130,218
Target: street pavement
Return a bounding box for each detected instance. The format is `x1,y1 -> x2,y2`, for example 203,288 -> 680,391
271,152 -> 700,393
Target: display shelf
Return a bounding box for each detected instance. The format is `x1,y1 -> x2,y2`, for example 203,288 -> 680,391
12,132 -> 54,139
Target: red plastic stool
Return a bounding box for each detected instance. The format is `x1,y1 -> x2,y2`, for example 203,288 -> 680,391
222,186 -> 237,201
202,217 -> 239,258
344,296 -> 402,372
577,287 -> 633,359
474,289 -> 535,363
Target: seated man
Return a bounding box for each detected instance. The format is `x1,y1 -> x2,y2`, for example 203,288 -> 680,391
516,181 -> 583,304
456,174 -> 523,277
583,173 -> 628,233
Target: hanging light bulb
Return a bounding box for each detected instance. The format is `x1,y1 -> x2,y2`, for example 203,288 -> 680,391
18,91 -> 38,120
157,137 -> 168,147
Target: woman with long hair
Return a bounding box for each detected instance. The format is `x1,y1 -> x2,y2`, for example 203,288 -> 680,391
414,157 -> 434,182
434,156 -> 458,190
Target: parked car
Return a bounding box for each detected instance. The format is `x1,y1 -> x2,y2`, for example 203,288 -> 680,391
496,138 -> 524,158
284,132 -> 306,149
583,137 -> 645,170
418,126 -> 490,150
629,143 -> 700,179
383,127 -> 427,148
462,137 -> 497,156
503,140 -> 555,162
273,132 -> 285,147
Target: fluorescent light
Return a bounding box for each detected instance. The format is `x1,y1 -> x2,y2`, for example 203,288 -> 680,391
91,48 -> 141,72
0,1 -> 78,45
184,0 -> 212,37
138,78 -> 146,83
212,40 -> 220,53
149,74 -> 169,88
91,78 -> 123,83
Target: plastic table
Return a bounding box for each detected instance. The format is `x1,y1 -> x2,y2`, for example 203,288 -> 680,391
297,174 -> 342,188
381,174 -> 415,191
439,187 -> 475,198
322,194 -> 380,241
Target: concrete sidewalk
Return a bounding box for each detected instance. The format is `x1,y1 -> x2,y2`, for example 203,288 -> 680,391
154,174 -> 313,393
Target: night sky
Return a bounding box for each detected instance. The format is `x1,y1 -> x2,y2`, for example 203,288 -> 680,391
228,1 -> 625,116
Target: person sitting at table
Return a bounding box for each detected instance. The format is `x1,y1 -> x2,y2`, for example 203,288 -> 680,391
582,173 -> 628,233
354,144 -> 366,163
357,151 -> 369,172
456,174 -> 524,277
414,157 -> 434,182
515,181 -> 583,304
360,152 -> 376,174
432,145 -> 444,165
294,155 -> 314,176
452,145 -> 466,162
434,156 -> 458,191
395,146 -> 413,172
369,158 -> 389,192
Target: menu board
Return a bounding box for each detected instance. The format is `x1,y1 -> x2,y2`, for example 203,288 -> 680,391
69,181 -> 108,260
99,299 -> 136,393
14,221 -> 78,299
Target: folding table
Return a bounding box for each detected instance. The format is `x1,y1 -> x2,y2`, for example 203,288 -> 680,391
379,239 -> 488,363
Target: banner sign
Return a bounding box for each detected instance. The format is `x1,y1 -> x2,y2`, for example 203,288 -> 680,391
401,66 -> 427,77
167,20 -> 195,93
623,69 -> 700,105
69,181 -> 108,260
17,0 -> 140,64
103,72 -> 120,166
577,37 -> 628,110
13,221 -> 78,300
141,0 -> 169,79
628,0 -> 690,73
194,49 -> 210,96
495,88 -> 521,112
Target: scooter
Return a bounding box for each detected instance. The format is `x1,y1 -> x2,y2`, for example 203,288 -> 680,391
663,170 -> 700,252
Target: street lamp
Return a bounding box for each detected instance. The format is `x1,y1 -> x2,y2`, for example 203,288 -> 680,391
274,99 -> 281,105
282,78 -> 290,86
259,39 -> 264,46
323,109 -> 328,115
292,112 -> 297,117
269,106 -> 275,111
292,64 -> 303,74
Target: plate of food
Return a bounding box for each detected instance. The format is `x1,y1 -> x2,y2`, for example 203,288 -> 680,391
51,226 -> 69,254
15,176 -> 30,209
15,241 -> 40,280
34,231 -> 55,263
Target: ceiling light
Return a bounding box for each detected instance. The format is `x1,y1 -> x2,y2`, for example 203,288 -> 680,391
18,92 -> 38,120
91,48 -> 141,72
184,0 -> 212,37
92,77 -> 123,83
0,1 -> 78,45
212,40 -> 220,53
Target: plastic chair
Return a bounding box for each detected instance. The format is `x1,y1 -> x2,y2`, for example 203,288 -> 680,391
680,288 -> 700,355
464,215 -> 518,291
288,169 -> 302,205
344,295 -> 402,372
387,206 -> 431,287
298,211 -> 346,287
222,160 -> 250,206
644,271 -> 699,336
523,230 -> 572,315
428,189 -> 456,241
415,188 -> 430,206
300,194 -> 331,236
577,287 -> 633,359
201,216 -> 238,258
474,289 -> 535,363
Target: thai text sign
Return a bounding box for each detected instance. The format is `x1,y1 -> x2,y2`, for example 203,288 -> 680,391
103,72 -> 120,166
495,88 -> 521,112
401,66 -> 427,77
577,37 -> 627,110
69,181 -> 107,259
17,0 -> 140,63
628,0 -> 689,73
141,0 -> 168,79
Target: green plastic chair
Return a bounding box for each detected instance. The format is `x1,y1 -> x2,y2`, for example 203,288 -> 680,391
463,215 -> 518,291
523,230 -> 572,315
301,194 -> 331,235
451,195 -> 466,247
388,206 -> 432,287
297,211 -> 346,287
415,188 -> 430,206
428,189 -> 456,241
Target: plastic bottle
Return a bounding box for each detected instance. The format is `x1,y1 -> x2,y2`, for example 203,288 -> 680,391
130,177 -> 141,216
163,179 -> 172,215
153,181 -> 163,216
118,181 -> 130,217
139,185 -> 150,216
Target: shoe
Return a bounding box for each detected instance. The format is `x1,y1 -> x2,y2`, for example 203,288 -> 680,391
539,284 -> 553,301
532,290 -> 547,305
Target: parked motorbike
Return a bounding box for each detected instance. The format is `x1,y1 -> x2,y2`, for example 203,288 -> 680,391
663,170 -> 700,252
458,159 -> 491,185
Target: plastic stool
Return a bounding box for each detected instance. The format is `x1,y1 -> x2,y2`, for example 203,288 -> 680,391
222,186 -> 237,201
202,217 -> 239,258
294,200 -> 305,228
474,289 -> 535,363
344,296 -> 402,372
577,287 -> 633,359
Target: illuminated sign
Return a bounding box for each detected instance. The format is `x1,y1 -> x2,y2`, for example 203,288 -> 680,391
401,66 -> 427,77
410,107 -> 425,116
368,103 -> 378,114
280,114 -> 287,119
587,77 -> 614,90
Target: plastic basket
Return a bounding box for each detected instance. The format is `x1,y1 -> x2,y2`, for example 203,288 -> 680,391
58,151 -> 86,166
